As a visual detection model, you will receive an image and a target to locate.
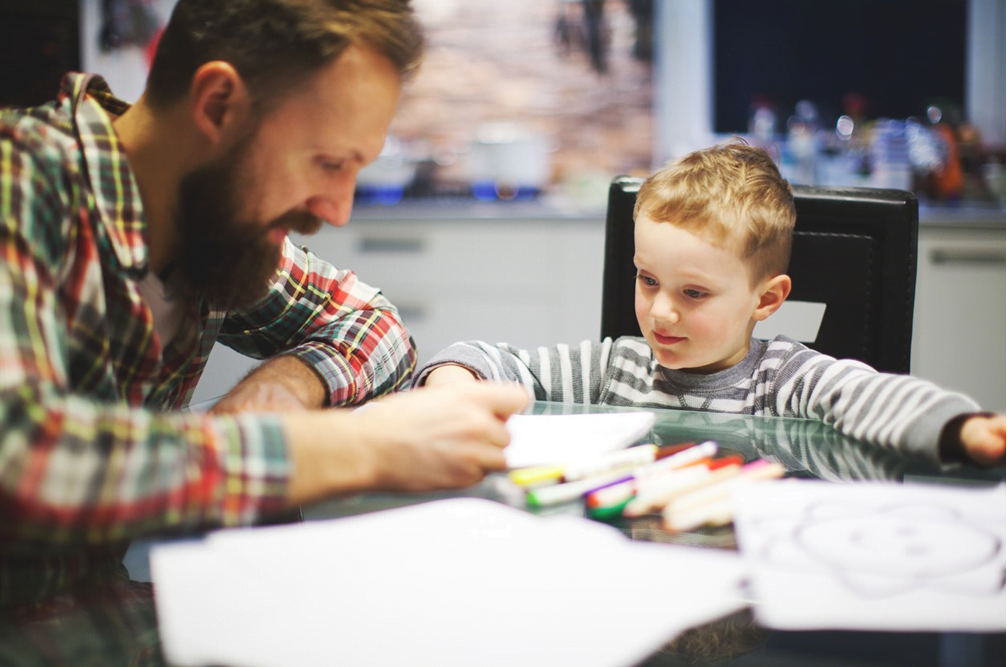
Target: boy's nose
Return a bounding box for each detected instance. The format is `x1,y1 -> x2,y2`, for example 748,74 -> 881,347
651,294 -> 679,323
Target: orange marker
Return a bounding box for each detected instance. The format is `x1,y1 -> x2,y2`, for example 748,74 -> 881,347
661,460 -> 786,531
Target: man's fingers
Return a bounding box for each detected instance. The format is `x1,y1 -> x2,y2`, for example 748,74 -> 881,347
474,445 -> 508,473
482,418 -> 513,450
462,382 -> 530,420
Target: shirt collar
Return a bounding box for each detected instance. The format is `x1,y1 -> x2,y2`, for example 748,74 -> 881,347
66,72 -> 150,273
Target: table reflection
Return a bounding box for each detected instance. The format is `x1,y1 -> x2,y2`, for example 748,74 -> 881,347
0,402 -> 1001,667
0,558 -> 159,667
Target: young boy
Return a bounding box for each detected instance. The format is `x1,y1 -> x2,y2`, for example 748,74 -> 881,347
413,142 -> 1006,467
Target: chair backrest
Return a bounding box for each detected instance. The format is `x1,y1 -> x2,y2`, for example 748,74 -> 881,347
600,177 -> 919,374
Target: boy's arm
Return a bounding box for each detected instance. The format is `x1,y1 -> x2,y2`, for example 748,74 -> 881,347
769,345 -> 989,463
412,339 -> 617,404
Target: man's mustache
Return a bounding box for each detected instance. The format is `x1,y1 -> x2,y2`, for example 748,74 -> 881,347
267,210 -> 324,237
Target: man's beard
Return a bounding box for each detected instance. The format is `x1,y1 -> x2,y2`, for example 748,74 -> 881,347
173,133 -> 324,311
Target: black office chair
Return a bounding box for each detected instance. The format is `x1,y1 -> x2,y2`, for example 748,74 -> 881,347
600,177 -> 919,374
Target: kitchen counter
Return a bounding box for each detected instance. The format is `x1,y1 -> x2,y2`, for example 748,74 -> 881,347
349,197 -> 606,222
918,202 -> 1006,228
349,197 -> 1005,228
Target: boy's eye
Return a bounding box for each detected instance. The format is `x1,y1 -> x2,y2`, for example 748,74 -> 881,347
637,274 -> 658,287
684,289 -> 707,299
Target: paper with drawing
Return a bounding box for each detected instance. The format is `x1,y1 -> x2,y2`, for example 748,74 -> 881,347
732,480 -> 1006,631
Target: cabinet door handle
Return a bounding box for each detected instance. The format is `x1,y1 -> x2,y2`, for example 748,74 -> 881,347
929,248 -> 1006,265
358,237 -> 425,253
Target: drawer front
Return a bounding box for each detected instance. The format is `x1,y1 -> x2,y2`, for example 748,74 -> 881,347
294,223 -> 557,295
912,227 -> 1006,411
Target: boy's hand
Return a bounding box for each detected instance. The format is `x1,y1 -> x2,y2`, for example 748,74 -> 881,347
422,364 -> 480,388
959,413 -> 1006,466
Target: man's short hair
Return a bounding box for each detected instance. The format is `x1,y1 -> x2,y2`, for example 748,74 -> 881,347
634,140 -> 796,284
146,0 -> 424,113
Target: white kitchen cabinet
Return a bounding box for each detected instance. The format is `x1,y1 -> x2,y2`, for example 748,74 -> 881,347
911,223 -> 1006,411
190,216 -> 606,404
193,210 -> 1007,413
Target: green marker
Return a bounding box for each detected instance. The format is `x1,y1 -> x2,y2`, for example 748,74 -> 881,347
587,495 -> 634,522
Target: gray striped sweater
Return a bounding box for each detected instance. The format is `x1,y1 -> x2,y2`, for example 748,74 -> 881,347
414,335 -> 980,463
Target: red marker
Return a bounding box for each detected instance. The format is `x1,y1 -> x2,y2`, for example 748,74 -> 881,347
654,442 -> 696,460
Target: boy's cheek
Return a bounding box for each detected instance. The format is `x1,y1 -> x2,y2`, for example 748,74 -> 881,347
633,296 -> 649,327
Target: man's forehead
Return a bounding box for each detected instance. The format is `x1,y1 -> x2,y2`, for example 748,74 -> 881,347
253,44 -> 400,155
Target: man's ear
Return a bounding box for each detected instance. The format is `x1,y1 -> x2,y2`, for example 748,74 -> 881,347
188,61 -> 251,146
753,274 -> 792,322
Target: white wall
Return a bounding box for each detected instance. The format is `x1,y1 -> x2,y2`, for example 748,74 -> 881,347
652,0 -> 715,165
966,0 -> 1006,146
78,0 -> 177,103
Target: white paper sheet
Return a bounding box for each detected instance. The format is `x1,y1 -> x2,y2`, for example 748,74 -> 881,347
732,479 -> 1006,632
503,411 -> 656,469
152,498 -> 745,667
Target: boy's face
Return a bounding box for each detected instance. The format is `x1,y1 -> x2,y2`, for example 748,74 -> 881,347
633,216 -> 765,374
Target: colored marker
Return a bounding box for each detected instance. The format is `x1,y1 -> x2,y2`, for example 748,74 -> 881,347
623,465 -> 713,517
628,455 -> 745,513
585,478 -> 636,508
525,469 -> 630,507
509,444 -> 658,488
654,442 -> 696,460
635,440 -> 719,480
585,453 -> 742,518
707,454 -> 745,471
534,442 -> 719,513
562,444 -> 658,482
661,460 -> 786,526
648,463 -> 742,513
509,464 -> 565,487
663,496 -> 735,532
587,495 -> 635,522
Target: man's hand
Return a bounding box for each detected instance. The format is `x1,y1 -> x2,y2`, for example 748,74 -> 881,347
282,382 -> 530,505
960,413 -> 1007,466
211,355 -> 326,414
421,364 -> 480,388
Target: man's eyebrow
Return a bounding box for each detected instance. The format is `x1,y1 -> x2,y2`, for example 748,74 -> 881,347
312,146 -> 366,163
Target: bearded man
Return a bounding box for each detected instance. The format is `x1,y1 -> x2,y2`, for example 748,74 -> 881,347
0,0 -> 526,581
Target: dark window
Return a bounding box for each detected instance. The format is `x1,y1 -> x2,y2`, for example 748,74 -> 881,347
713,0 -> 967,133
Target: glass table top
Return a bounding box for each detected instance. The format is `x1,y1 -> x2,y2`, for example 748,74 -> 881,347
1,402 -> 1003,666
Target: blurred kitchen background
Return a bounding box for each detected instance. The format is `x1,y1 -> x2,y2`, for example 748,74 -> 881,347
1,0 -> 1003,409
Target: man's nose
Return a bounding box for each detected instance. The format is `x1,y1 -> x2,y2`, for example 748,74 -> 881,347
307,181 -> 357,228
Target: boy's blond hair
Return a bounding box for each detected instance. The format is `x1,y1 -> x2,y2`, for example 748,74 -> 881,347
634,141 -> 796,284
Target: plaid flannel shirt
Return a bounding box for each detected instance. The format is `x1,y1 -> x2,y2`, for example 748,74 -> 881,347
0,73 -> 417,550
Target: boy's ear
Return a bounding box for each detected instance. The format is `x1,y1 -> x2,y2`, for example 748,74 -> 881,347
188,61 -> 252,147
753,274 -> 792,322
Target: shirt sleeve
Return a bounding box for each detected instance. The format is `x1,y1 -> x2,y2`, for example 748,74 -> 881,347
767,343 -> 981,461
217,238 -> 417,407
413,338 -> 616,404
0,125 -> 291,549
